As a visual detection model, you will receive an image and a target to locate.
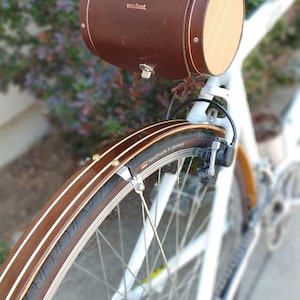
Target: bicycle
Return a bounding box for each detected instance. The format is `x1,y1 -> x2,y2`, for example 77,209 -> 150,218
0,0 -> 299,299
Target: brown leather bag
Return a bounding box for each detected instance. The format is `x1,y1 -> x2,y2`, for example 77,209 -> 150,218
79,0 -> 244,80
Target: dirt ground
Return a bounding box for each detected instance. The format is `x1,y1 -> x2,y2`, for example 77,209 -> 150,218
0,130 -> 78,244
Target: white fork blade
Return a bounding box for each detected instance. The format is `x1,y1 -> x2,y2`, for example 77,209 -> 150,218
126,231 -> 207,300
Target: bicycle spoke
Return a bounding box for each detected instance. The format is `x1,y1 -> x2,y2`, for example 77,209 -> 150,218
72,261 -> 121,296
179,185 -> 209,250
138,189 -> 180,300
116,204 -> 129,296
141,196 -> 151,293
96,230 -> 110,299
96,228 -> 147,293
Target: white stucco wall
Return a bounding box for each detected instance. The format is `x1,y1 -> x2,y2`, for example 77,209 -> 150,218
0,85 -> 50,169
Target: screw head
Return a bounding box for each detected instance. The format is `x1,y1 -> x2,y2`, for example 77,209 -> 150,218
111,159 -> 121,167
193,37 -> 199,43
137,183 -> 145,192
92,154 -> 101,161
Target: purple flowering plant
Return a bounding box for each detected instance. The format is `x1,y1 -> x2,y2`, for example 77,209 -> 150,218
0,0 -> 178,153
0,0 -> 268,154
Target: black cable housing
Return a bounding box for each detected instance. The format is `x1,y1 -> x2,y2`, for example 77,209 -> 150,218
167,98 -> 237,146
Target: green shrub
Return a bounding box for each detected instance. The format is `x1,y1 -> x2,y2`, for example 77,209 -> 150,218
0,239 -> 9,265
243,2 -> 300,106
246,0 -> 266,15
0,1 -> 179,154
0,0 -> 289,154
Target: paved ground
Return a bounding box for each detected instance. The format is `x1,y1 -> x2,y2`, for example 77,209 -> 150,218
239,86 -> 300,300
239,209 -> 300,300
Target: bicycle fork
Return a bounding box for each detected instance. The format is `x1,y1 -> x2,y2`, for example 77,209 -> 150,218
196,166 -> 234,300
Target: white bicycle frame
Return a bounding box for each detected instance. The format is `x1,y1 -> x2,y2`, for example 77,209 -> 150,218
113,1 -> 299,299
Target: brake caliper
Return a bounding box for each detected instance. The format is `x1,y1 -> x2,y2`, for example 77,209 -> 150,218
197,137 -> 236,184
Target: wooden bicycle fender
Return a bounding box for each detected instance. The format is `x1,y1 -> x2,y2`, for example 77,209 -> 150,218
0,120 -> 225,299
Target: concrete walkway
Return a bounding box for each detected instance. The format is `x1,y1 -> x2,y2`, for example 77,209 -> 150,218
239,85 -> 300,300
239,209 -> 300,300
0,85 -> 50,169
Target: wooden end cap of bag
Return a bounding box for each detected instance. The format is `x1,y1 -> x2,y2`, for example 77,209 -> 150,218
79,0 -> 244,80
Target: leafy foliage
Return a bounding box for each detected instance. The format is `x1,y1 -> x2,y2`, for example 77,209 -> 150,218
246,0 -> 266,15
0,239 -> 9,265
1,0 -> 294,154
0,0 -> 175,153
243,1 -> 300,106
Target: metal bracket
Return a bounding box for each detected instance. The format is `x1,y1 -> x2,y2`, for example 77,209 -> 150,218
139,64 -> 155,79
197,138 -> 236,184
208,141 -> 221,177
117,165 -> 145,193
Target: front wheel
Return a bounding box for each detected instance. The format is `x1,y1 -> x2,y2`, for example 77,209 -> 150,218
0,121 -> 249,299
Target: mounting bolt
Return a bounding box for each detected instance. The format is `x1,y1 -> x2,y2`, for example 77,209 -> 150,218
111,159 -> 121,167
136,182 -> 145,192
92,154 -> 101,161
193,37 -> 199,43
139,64 -> 155,79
